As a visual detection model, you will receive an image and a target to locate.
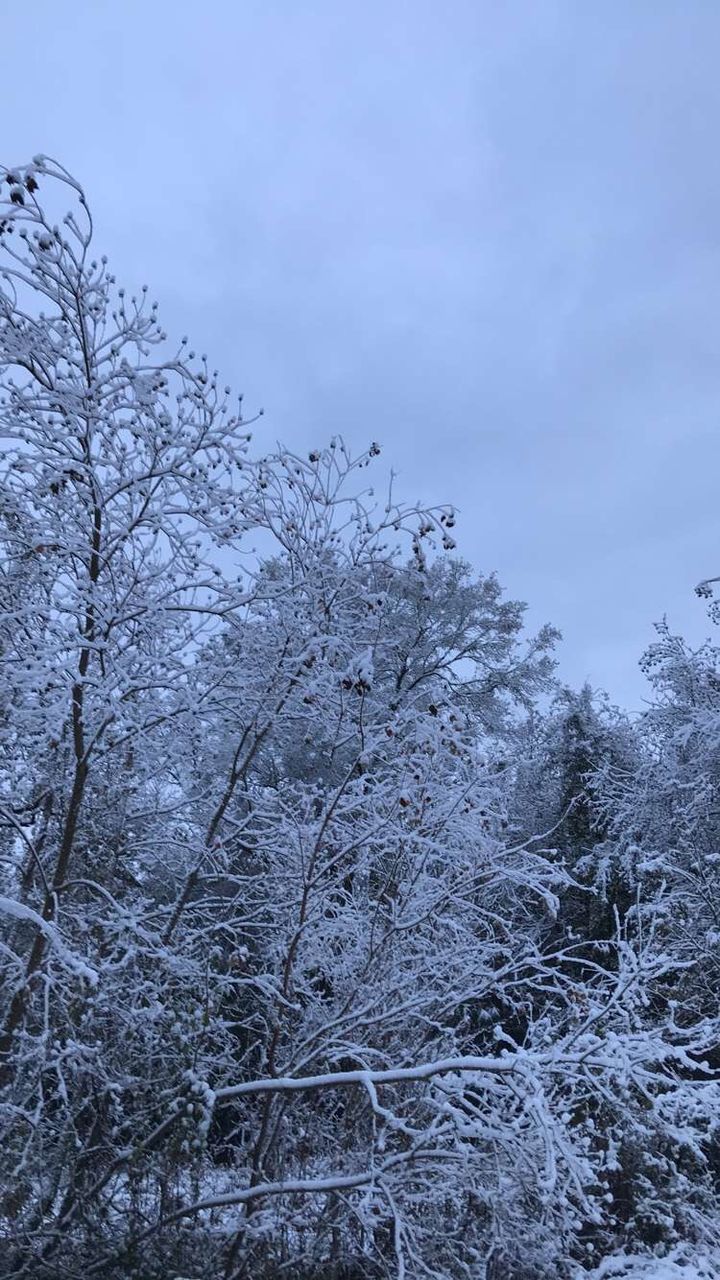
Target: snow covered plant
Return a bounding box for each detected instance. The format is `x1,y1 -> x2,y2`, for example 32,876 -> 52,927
0,158 -> 718,1280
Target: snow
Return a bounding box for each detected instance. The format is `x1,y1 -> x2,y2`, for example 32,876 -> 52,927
584,1251 -> 720,1279
0,895 -> 99,984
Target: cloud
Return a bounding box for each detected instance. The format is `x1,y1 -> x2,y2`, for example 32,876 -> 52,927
7,0 -> 720,708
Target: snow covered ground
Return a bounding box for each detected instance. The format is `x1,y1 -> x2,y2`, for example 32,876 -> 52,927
584,1250 -> 720,1279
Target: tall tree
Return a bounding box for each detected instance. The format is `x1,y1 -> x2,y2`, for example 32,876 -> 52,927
0,159 -> 718,1280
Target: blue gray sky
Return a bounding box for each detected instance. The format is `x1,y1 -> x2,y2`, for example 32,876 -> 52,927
7,2 -> 720,709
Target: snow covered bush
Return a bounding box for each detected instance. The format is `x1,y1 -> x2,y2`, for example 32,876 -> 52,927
582,1245 -> 720,1279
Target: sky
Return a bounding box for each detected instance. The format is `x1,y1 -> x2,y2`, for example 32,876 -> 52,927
5,1 -> 720,711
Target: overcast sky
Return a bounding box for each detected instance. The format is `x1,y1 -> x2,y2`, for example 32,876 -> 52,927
6,2 -> 720,710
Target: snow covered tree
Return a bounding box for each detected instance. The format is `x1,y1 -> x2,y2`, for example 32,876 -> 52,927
512,684 -> 642,947
0,158 -> 718,1280
572,627 -> 720,1261
601,621 -> 720,1026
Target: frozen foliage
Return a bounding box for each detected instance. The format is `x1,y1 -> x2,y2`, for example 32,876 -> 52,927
0,159 -> 719,1279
